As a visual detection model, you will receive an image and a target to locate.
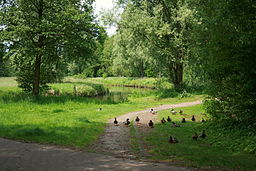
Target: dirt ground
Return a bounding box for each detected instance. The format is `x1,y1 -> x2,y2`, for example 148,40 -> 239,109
89,100 -> 202,158
0,100 -> 201,171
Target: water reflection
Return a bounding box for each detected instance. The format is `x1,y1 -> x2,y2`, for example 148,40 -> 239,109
94,86 -> 154,103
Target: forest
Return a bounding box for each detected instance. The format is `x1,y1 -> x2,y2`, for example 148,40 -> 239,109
0,0 -> 256,170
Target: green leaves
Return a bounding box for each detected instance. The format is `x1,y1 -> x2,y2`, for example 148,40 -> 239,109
191,0 -> 256,125
1,0 -> 101,94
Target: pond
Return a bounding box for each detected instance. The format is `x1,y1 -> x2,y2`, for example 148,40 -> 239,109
94,86 -> 155,102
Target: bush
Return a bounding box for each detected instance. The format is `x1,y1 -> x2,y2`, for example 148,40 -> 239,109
49,83 -> 108,97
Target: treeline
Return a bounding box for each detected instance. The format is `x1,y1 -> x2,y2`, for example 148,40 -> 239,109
1,0 -> 255,125
99,0 -> 256,126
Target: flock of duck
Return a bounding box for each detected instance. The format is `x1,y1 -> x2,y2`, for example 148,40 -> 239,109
111,108 -> 207,144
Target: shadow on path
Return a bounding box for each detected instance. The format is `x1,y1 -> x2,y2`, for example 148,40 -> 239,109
0,138 -> 191,171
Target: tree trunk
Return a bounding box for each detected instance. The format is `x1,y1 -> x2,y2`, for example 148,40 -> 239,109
32,0 -> 44,96
170,49 -> 184,89
173,62 -> 183,89
32,53 -> 42,96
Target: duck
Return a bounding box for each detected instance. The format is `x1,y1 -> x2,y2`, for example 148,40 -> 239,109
191,115 -> 196,122
135,116 -> 140,122
171,108 -> 177,114
201,118 -> 205,122
114,117 -> 118,125
148,120 -> 154,128
181,118 -> 186,123
192,132 -> 198,140
161,117 -> 166,124
179,110 -> 183,115
171,122 -> 181,127
124,118 -> 130,125
169,136 -> 178,143
199,130 -> 206,138
167,116 -> 172,122
150,109 -> 157,114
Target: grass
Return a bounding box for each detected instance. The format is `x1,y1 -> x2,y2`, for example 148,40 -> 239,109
1,77 -> 255,170
145,104 -> 256,170
130,121 -> 141,156
49,82 -> 108,97
0,77 -> 203,149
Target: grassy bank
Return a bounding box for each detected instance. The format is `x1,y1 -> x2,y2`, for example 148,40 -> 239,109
145,104 -> 256,170
0,77 -> 202,148
66,76 -> 173,89
49,82 -> 108,97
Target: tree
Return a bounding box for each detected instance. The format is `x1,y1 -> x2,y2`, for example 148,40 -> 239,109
112,0 -> 193,88
192,0 -> 256,125
0,0 -> 99,95
0,42 -> 10,76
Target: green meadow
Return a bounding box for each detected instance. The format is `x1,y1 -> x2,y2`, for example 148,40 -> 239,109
0,77 -> 202,148
1,77 -> 255,170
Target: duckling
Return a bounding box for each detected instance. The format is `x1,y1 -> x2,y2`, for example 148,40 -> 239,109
181,118 -> 186,123
199,130 -> 206,138
191,115 -> 196,122
169,136 -> 178,143
124,118 -> 130,125
167,116 -> 172,122
135,116 -> 140,122
161,117 -> 166,124
114,117 -> 118,125
148,120 -> 154,128
201,118 -> 205,122
171,108 -> 177,114
171,122 -> 181,127
179,110 -> 183,115
192,132 -> 198,140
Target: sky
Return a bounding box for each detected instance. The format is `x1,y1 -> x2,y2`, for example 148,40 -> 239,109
93,0 -> 116,35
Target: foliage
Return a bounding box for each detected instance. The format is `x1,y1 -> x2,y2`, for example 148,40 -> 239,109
0,42 -> 13,76
0,0 -> 101,95
111,0 -> 194,88
191,0 -> 256,125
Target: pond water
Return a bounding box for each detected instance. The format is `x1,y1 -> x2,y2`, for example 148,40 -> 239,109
95,86 -> 155,102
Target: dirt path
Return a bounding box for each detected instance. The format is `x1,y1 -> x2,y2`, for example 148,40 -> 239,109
90,100 -> 202,159
0,138 -> 192,171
